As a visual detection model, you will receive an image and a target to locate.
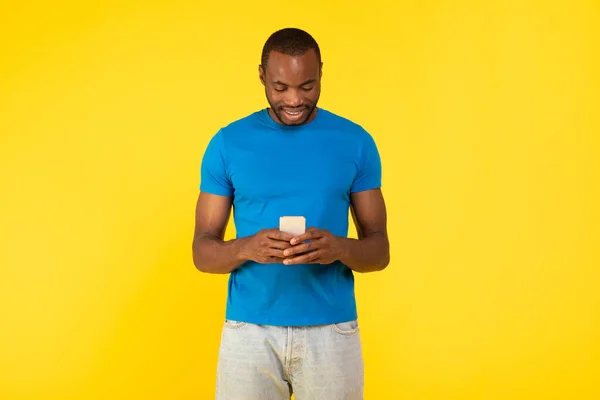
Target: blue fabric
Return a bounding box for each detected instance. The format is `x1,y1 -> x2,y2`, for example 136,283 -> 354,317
199,108 -> 382,326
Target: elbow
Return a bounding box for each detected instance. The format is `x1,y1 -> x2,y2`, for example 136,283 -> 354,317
382,253 -> 391,270
192,251 -> 229,274
192,244 -> 211,273
193,257 -> 219,274
192,236 -> 214,273
358,234 -> 390,272
354,251 -> 389,273
375,252 -> 390,271
376,241 -> 391,271
194,262 -> 207,273
377,233 -> 390,270
192,253 -> 208,273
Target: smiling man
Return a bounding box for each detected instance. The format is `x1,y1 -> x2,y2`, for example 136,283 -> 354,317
192,27 -> 390,400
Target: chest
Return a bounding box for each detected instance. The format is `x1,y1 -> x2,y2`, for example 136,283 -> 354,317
228,136 -> 358,201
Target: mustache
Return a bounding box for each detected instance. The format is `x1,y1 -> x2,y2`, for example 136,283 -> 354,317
280,105 -> 309,110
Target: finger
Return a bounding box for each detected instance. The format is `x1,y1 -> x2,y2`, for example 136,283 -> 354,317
290,228 -> 323,245
282,241 -> 315,257
268,239 -> 292,250
265,249 -> 286,259
267,229 -> 295,242
260,256 -> 284,263
284,250 -> 321,265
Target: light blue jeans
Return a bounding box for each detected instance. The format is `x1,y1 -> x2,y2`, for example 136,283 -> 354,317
215,318 -> 364,399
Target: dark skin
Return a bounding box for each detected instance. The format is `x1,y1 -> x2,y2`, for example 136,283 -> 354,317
259,50 -> 321,126
192,50 -> 390,274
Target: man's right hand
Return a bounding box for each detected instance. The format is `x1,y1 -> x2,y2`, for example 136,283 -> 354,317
239,228 -> 295,264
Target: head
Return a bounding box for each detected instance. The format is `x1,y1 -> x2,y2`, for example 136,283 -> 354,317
259,28 -> 323,126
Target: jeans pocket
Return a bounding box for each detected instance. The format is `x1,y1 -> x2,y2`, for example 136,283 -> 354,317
332,319 -> 359,336
223,319 -> 247,329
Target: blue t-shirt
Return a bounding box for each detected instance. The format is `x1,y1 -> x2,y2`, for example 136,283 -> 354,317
199,107 -> 382,326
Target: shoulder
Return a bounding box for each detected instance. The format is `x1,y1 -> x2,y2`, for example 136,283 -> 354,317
203,110 -> 263,151
318,108 -> 376,142
217,110 -> 264,137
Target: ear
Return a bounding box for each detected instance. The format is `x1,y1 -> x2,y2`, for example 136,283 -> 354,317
258,64 -> 266,86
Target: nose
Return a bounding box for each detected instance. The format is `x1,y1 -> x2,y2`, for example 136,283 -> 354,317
283,90 -> 303,107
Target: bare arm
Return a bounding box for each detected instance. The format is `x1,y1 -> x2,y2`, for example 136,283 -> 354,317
337,188 -> 390,272
283,188 -> 390,273
192,191 -> 295,274
192,192 -> 247,274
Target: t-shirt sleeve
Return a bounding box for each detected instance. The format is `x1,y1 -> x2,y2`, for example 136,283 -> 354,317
199,130 -> 234,196
350,130 -> 382,193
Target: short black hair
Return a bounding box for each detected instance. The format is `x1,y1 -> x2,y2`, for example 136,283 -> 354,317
261,28 -> 321,68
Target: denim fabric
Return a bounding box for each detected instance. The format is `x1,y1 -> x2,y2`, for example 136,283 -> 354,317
215,319 -> 364,399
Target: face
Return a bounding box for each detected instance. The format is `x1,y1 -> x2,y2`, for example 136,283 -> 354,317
259,50 -> 322,126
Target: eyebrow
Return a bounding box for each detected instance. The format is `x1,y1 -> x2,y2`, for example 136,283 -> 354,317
273,79 -> 316,87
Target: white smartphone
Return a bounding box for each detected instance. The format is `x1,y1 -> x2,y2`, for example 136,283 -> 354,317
279,216 -> 306,236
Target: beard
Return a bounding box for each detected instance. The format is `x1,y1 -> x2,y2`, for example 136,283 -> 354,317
265,91 -> 320,126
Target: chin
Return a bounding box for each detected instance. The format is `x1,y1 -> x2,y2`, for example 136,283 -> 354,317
282,118 -> 307,126
279,108 -> 313,126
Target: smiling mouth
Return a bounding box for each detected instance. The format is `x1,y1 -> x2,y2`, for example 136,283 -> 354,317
284,109 -> 304,115
282,107 -> 309,121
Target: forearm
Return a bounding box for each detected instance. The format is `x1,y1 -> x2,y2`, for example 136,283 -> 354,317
192,233 -> 249,274
337,232 -> 390,273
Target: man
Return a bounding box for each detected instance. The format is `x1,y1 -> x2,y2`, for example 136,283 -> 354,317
192,27 -> 389,400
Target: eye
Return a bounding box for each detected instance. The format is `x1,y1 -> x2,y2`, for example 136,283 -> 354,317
301,86 -> 313,91
274,87 -> 287,92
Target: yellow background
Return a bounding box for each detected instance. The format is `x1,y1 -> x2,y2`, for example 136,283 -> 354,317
1,0 -> 599,399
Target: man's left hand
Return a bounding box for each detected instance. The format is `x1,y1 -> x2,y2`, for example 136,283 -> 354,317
282,228 -> 346,265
